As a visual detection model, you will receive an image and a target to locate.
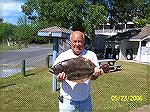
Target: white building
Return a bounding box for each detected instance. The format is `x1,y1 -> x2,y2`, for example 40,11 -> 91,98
128,25 -> 150,63
95,24 -> 150,63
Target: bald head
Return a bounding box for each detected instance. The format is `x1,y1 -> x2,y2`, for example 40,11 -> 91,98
70,31 -> 85,42
69,31 -> 84,55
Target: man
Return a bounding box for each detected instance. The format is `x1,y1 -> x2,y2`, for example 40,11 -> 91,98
53,31 -> 103,112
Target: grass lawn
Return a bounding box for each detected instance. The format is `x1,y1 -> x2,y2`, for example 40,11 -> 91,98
0,43 -> 53,51
0,44 -> 20,51
0,61 -> 150,112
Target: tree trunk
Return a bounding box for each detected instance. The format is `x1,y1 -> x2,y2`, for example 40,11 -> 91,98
7,39 -> 10,46
25,43 -> 28,48
90,26 -> 95,51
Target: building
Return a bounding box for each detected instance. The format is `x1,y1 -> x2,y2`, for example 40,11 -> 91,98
127,25 -> 150,63
95,23 -> 150,63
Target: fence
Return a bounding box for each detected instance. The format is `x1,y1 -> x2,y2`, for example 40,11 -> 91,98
1,55 -> 53,77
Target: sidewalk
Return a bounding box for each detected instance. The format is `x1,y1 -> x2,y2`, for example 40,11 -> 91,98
129,105 -> 150,112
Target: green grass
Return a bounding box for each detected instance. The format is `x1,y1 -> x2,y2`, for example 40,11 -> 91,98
0,43 -> 53,51
0,44 -> 20,51
0,62 -> 150,112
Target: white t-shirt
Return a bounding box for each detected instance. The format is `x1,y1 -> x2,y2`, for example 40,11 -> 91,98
53,49 -> 99,101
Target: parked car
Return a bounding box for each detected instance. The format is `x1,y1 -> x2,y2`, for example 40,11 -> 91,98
126,49 -> 133,60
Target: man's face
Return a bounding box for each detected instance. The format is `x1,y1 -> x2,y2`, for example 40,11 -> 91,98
70,32 -> 84,55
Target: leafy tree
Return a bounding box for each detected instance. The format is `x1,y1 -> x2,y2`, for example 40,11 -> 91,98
145,1 -> 150,24
0,23 -> 16,45
21,0 -> 108,49
22,0 -> 85,28
133,18 -> 147,27
102,0 -> 149,27
17,15 -> 31,26
13,24 -> 36,48
83,3 -> 108,48
0,18 -> 3,23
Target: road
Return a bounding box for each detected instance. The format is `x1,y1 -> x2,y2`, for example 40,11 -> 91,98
0,45 -> 67,77
0,46 -> 53,66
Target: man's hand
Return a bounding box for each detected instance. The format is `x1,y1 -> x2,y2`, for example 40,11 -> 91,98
56,72 -> 68,82
91,67 -> 103,80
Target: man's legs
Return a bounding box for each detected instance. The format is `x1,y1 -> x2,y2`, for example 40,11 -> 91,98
59,96 -> 92,112
59,97 -> 75,112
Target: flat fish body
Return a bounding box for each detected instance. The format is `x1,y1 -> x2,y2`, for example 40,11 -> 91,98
52,57 -> 96,81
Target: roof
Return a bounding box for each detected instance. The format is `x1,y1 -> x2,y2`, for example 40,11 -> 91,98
39,26 -> 72,33
105,29 -> 141,41
105,25 -> 150,41
129,25 -> 150,41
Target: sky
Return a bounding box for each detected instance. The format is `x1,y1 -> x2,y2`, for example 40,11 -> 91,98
1,0 -> 27,25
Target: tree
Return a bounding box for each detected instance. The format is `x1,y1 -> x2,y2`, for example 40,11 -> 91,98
0,18 -> 3,23
0,23 -> 16,45
145,1 -> 150,24
83,3 -> 108,49
17,15 -> 31,26
21,0 -> 108,50
13,24 -> 36,48
21,0 -> 85,28
102,0 -> 149,27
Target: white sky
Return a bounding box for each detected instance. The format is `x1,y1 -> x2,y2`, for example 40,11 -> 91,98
1,0 -> 26,24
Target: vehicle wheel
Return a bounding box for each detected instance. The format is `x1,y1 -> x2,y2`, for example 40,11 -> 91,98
127,54 -> 131,60
115,55 -> 119,60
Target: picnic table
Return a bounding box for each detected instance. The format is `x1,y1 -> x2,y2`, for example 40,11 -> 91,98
98,59 -> 121,71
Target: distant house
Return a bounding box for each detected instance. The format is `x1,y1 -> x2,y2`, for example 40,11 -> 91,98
94,23 -> 150,63
125,25 -> 150,63
117,25 -> 150,63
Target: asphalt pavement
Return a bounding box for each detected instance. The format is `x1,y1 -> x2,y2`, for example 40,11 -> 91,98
0,44 -> 69,77
0,46 -> 53,66
0,45 -> 54,77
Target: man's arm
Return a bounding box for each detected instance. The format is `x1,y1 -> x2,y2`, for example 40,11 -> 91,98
90,67 -> 103,80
